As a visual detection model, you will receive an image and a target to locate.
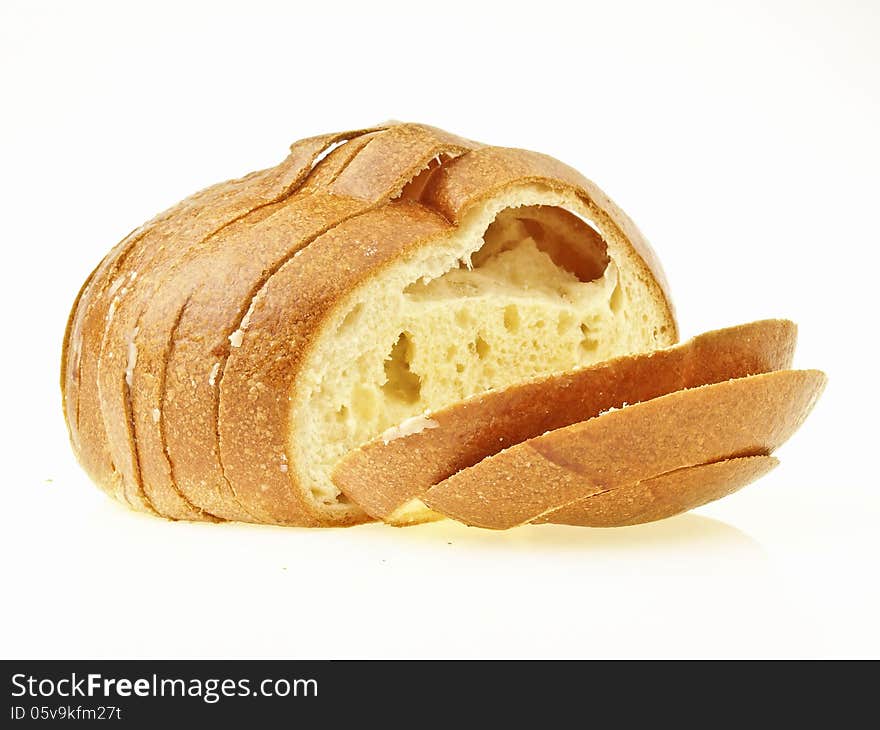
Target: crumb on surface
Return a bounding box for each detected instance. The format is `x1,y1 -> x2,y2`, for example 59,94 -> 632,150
379,413 -> 439,445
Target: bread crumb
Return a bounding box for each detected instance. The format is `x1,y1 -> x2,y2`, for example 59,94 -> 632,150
229,330 -> 244,347
280,463 -> 288,473
380,413 -> 439,444
208,362 -> 220,387
598,400 -> 630,417
107,275 -> 126,298
240,302 -> 256,331
125,327 -> 139,387
152,408 -> 161,423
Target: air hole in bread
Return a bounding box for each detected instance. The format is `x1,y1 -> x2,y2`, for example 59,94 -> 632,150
294,186 -> 674,513
610,282 -> 624,313
503,305 -> 520,332
479,207 -> 609,284
381,332 -> 421,404
579,323 -> 600,353
338,302 -> 364,333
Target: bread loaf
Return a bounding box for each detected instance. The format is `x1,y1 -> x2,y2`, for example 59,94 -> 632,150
62,122 -> 822,529
61,123 -> 677,525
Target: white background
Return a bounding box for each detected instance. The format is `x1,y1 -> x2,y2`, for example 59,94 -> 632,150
1,0 -> 877,658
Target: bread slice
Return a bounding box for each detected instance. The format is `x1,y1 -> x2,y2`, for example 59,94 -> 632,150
535,455 -> 779,527
422,369 -> 826,529
332,319 -> 796,523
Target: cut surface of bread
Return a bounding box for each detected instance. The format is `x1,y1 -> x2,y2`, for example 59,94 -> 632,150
332,319 -> 796,523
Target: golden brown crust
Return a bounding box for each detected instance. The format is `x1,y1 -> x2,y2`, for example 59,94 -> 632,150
61,255 -> 104,427
329,124 -> 481,200
67,128 -> 380,510
332,320 -> 796,521
65,215 -> 201,507
88,127 -> 385,514
133,131 -> 386,521
536,455 -> 779,527
422,370 -> 826,529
